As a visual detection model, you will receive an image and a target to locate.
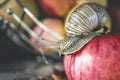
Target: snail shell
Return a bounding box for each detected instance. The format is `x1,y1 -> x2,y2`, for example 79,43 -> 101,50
65,2 -> 108,37
57,2 -> 109,55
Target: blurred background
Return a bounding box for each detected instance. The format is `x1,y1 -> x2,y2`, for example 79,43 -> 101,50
0,0 -> 120,80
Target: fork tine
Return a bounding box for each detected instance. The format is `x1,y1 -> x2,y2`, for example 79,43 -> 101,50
21,7 -> 64,40
3,19 -> 50,64
4,20 -> 37,51
0,16 -> 6,30
6,8 -> 52,47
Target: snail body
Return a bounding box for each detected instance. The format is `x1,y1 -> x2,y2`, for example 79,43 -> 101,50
57,2 -> 108,55
58,32 -> 100,55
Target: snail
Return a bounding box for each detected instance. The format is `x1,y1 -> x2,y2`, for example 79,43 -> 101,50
5,2 -> 109,56
57,2 -> 109,55
65,2 -> 108,37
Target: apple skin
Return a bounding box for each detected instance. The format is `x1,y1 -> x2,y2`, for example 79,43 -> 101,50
0,0 -> 40,27
38,0 -> 76,18
64,34 -> 120,80
107,7 -> 120,33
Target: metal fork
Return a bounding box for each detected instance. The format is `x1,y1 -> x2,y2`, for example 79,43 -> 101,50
0,5 -> 64,65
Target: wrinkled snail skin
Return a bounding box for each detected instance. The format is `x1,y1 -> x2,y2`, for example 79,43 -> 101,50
65,3 -> 108,37
58,32 -> 100,55
58,36 -> 82,55
58,3 -> 108,55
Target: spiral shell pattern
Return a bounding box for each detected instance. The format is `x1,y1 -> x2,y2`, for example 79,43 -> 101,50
65,3 -> 108,36
57,3 -> 109,55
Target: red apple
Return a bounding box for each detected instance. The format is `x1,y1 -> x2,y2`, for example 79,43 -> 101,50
64,34 -> 120,80
38,0 -> 76,18
107,7 -> 120,33
30,18 -> 65,52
